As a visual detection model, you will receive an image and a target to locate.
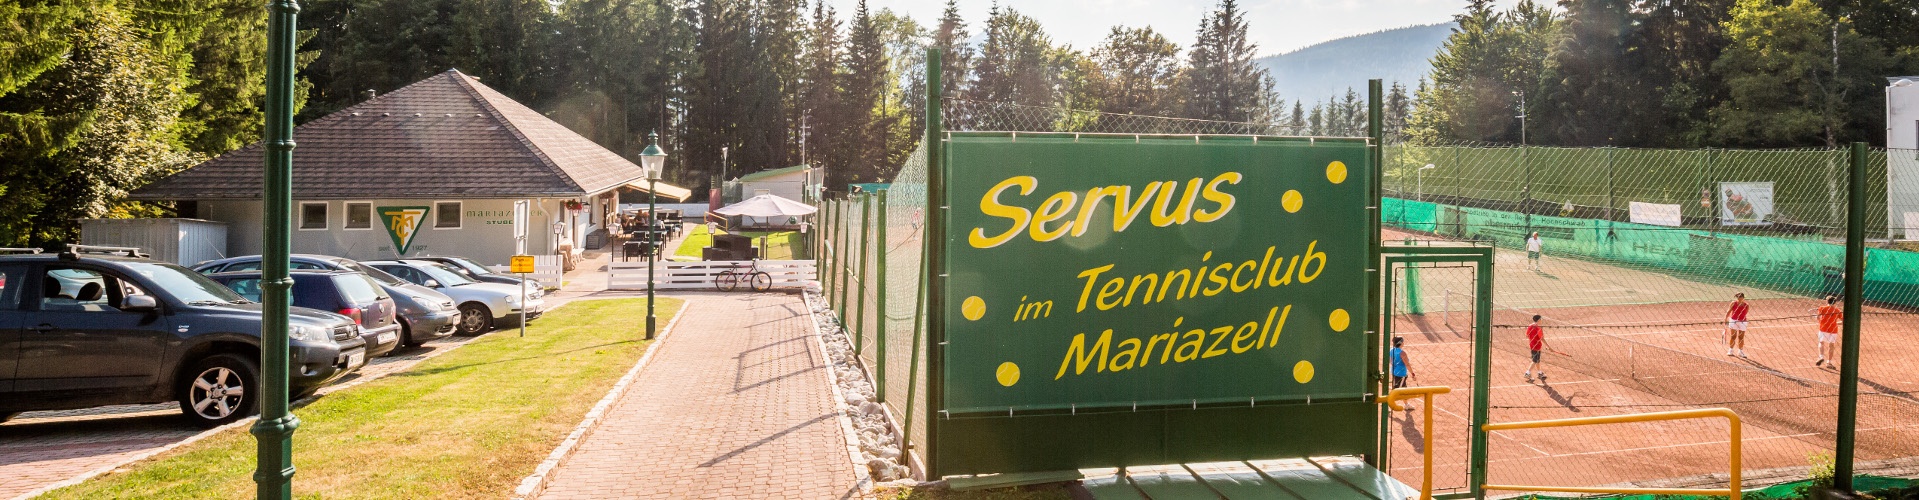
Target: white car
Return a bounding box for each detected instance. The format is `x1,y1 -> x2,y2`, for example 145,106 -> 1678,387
364,260 -> 545,335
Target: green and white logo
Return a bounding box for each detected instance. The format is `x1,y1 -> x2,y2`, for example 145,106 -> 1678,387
379,206 -> 431,255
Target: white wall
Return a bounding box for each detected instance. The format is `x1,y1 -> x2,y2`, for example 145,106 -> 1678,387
1887,78 -> 1919,239
201,198 -> 563,266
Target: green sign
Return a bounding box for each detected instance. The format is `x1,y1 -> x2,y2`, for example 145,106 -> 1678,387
378,206 -> 431,256
943,134 -> 1371,413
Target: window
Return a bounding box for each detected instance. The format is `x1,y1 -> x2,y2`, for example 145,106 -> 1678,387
300,202 -> 328,230
344,202 -> 373,230
434,201 -> 462,229
39,267 -> 151,312
0,265 -> 25,310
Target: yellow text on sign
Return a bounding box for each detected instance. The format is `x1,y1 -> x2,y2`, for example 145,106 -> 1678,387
509,255 -> 536,274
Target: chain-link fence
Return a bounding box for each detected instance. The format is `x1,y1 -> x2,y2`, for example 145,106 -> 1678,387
815,73 -> 1919,492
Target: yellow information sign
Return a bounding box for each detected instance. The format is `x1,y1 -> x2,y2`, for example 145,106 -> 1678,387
509,255 -> 535,274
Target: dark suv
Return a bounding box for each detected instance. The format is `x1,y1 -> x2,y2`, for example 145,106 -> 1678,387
0,248 -> 366,427
207,270 -> 403,358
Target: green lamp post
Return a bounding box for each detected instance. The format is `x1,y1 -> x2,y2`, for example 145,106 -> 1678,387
254,0 -> 301,498
639,132 -> 666,340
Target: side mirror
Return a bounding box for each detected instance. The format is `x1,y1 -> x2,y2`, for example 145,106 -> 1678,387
423,279 -> 441,288
123,295 -> 158,311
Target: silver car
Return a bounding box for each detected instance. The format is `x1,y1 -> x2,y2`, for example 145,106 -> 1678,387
364,260 -> 545,335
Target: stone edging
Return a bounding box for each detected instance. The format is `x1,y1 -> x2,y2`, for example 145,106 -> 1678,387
803,290 -> 878,494
510,298 -> 691,500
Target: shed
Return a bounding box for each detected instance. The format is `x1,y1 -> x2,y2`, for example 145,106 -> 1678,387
79,218 -> 229,266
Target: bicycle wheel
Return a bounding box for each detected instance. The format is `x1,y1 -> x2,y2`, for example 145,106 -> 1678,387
750,271 -> 772,292
715,270 -> 739,292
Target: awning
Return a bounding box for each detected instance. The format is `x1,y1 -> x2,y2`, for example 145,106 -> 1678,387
622,181 -> 693,201
713,194 -> 818,217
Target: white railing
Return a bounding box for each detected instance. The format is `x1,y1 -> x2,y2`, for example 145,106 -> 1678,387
607,260 -> 817,290
487,254 -> 564,282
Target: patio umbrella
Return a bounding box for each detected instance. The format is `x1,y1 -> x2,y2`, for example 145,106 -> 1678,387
712,194 -> 818,217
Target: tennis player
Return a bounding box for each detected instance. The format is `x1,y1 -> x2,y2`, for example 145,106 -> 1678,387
1814,295 -> 1842,367
1725,292 -> 1750,358
1524,315 -> 1550,383
1390,337 -> 1416,412
1526,232 -> 1543,271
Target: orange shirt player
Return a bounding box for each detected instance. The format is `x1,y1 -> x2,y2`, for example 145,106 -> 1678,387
1813,295 -> 1842,368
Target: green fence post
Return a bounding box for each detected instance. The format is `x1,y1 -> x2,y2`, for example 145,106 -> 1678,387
1605,148 -> 1616,221
1835,142 -> 1867,491
856,194 -> 872,355
1472,250 -> 1492,500
822,199 -> 834,295
875,190 -> 888,403
1367,79 -> 1386,468
838,198 -> 851,324
921,47 -> 947,478
253,0 -> 301,498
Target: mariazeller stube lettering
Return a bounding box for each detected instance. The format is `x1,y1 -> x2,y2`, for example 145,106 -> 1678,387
969,172 -> 1242,248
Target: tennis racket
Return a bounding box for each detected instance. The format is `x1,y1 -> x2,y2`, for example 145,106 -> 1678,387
1549,348 -> 1572,358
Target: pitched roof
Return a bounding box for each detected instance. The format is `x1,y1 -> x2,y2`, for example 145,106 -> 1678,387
736,164 -> 813,182
131,69 -> 647,200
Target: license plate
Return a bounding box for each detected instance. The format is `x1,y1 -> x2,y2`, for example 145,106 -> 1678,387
345,352 -> 366,370
377,332 -> 397,345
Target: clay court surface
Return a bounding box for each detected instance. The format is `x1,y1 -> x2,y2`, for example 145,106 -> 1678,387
1378,229 -> 1919,494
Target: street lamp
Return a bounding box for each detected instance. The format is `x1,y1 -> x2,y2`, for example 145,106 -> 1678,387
1417,163 -> 1436,202
639,131 -> 666,340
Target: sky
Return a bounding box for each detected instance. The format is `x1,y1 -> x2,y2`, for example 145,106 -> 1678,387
828,0 -> 1474,57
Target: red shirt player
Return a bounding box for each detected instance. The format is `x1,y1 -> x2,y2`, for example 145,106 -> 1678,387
1524,314 -> 1550,383
1725,293 -> 1750,358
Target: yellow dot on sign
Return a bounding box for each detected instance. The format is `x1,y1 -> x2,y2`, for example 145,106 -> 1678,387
1282,190 -> 1303,213
996,362 -> 1021,387
1293,361 -> 1315,384
962,296 -> 986,321
1329,309 -> 1350,332
1326,161 -> 1348,184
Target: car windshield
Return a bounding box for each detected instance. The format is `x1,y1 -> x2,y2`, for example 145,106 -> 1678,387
443,257 -> 496,276
414,262 -> 478,286
336,259 -> 408,287
121,261 -> 248,304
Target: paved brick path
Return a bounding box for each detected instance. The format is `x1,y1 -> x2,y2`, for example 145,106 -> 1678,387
536,292 -> 858,500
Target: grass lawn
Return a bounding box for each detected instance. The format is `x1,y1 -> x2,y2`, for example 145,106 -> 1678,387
41,298 -> 680,500
674,224 -> 808,260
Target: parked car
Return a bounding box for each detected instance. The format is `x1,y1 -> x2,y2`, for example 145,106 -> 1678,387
207,270 -> 403,358
412,256 -> 553,292
192,255 -> 459,347
363,259 -> 545,335
0,247 -> 366,427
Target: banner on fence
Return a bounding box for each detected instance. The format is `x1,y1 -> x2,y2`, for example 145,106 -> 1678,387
1719,181 -> 1775,226
942,134 -> 1372,413
1629,202 -> 1684,227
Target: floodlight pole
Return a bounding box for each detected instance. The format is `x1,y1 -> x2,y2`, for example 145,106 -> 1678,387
253,0 -> 302,498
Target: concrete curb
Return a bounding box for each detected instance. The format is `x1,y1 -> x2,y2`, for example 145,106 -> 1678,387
803,290 -> 878,495
510,298 -> 691,500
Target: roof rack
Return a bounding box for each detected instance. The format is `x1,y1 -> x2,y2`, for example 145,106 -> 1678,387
0,248 -> 45,255
61,244 -> 149,259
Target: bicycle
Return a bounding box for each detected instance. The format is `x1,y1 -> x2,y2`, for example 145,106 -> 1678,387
714,260 -> 773,292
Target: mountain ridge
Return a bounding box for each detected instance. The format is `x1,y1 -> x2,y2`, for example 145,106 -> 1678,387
1258,22 -> 1455,103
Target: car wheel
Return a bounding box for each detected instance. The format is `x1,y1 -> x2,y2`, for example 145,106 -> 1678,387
457,303 -> 493,335
398,319 -> 420,348
177,353 -> 259,428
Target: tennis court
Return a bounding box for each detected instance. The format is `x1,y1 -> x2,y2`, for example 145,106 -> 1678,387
1379,227 -> 1919,495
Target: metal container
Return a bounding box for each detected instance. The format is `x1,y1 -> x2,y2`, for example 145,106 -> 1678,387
79,218 -> 229,266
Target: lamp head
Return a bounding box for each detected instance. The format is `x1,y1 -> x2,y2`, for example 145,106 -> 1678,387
639,131 -> 666,181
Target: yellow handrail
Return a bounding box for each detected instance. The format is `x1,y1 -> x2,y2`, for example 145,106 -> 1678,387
1481,408 -> 1742,499
1378,386 -> 1451,500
